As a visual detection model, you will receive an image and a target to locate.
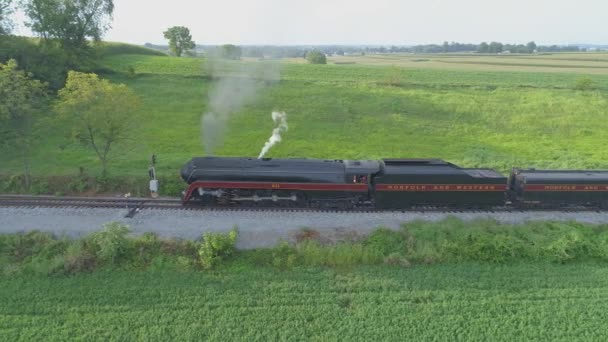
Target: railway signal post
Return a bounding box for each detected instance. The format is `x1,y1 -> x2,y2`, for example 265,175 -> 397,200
149,154 -> 159,198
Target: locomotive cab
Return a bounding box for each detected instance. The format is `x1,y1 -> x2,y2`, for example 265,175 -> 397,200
344,160 -> 382,185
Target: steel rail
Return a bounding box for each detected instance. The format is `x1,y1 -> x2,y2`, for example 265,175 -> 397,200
0,195 -> 604,214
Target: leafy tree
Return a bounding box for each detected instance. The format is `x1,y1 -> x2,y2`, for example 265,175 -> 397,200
526,41 -> 537,54
306,50 -> 327,64
477,42 -> 489,53
55,71 -> 140,177
0,59 -> 48,189
488,41 -> 503,53
0,0 -> 13,34
220,44 -> 242,60
0,35 -> 69,91
163,26 -> 195,57
23,0 -> 114,51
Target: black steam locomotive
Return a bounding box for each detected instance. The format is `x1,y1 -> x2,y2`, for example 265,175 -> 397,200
180,157 -> 608,209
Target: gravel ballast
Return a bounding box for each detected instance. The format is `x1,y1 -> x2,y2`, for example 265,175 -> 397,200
1,207 -> 608,249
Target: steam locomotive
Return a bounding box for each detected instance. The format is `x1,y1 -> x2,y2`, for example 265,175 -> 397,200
180,157 -> 608,209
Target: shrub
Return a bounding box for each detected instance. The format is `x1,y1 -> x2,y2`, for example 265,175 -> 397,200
89,222 -> 131,265
574,77 -> 594,91
0,36 -> 70,91
132,232 -> 162,267
544,231 -> 593,263
2,231 -> 64,263
271,242 -> 297,269
364,228 -> 405,256
62,242 -> 97,274
384,252 -> 411,267
306,51 -> 327,64
198,227 -> 238,269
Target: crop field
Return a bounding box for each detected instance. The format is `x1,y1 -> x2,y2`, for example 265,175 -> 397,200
1,47 -> 608,191
1,264 -> 607,340
326,52 -> 608,75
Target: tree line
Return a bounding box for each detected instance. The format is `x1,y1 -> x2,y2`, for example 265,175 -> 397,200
201,42 -> 583,59
0,0 -> 141,187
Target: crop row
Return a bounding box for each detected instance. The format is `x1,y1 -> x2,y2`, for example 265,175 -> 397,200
1,263 -> 607,340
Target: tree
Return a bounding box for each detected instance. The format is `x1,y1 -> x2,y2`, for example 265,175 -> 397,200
163,26 -> 195,57
0,59 -> 48,189
55,71 -> 140,177
23,0 -> 114,51
220,44 -> 242,60
306,50 -> 326,64
0,0 -> 13,34
488,41 -> 503,53
526,41 -> 537,54
477,42 -> 489,53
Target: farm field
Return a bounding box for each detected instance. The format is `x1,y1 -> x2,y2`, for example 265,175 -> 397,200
325,52 -> 608,75
1,48 -> 608,189
1,263 -> 607,340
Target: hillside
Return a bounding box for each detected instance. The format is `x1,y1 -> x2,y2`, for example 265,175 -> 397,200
1,45 -> 608,190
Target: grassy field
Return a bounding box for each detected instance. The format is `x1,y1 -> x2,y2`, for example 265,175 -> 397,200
1,48 -> 608,193
1,264 -> 607,340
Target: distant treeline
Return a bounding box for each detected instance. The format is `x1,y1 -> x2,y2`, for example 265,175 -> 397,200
145,41 -> 595,59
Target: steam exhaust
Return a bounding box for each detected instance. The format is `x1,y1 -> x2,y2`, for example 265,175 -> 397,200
258,111 -> 288,159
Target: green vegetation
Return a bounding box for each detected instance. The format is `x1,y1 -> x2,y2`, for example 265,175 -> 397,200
2,218 -> 608,276
2,219 -> 608,339
1,47 -> 608,196
306,50 -> 327,64
55,71 -> 141,177
0,0 -> 13,35
163,26 -> 195,57
0,59 -> 48,189
1,263 -> 607,340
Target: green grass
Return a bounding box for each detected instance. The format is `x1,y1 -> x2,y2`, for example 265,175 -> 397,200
1,264 -> 607,340
2,219 -> 608,276
94,42 -> 167,57
2,219 -> 608,339
2,49 -> 608,194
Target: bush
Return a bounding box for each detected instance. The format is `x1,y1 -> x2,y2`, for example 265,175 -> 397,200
132,232 -> 162,267
384,252 -> 411,267
61,242 -> 97,274
89,222 -> 131,265
364,228 -> 405,256
271,242 -> 297,269
198,227 -> 238,269
2,231 -> 65,263
574,77 -> 594,91
306,51 -> 327,64
0,36 -> 70,91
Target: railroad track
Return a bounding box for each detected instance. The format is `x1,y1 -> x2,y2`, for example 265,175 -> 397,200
0,194 -> 605,216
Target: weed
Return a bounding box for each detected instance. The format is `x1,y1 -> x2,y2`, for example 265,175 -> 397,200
198,227 -> 238,269
89,222 -> 131,265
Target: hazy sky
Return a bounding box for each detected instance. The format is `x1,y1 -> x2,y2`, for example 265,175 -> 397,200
14,0 -> 608,45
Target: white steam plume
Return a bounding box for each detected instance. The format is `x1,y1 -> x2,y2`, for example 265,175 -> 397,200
201,55 -> 280,155
258,111 -> 288,159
